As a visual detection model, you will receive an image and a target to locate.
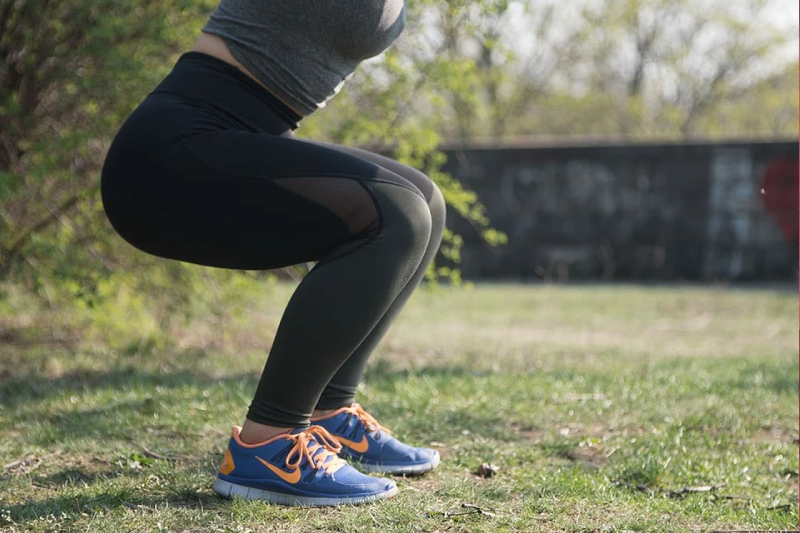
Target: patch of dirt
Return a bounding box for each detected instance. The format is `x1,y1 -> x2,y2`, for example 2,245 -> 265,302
556,423 -> 647,441
587,423 -> 614,438
403,476 -> 445,493
562,446 -> 610,468
750,426 -> 799,444
510,422 -> 544,443
2,450 -> 65,477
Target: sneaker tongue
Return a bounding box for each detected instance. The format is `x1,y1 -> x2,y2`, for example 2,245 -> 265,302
355,417 -> 383,438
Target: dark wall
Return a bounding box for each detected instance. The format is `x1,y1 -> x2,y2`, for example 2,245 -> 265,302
440,140 -> 799,281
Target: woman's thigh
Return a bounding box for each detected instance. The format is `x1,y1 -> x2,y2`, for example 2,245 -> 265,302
102,128 -> 427,271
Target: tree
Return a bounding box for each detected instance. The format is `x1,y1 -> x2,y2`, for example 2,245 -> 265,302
510,0 -> 797,139
0,0 -> 505,334
390,0 -> 797,141
0,0 -> 212,280
697,61 -> 799,138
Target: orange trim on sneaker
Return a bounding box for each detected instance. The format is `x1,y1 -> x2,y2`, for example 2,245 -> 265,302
219,448 -> 236,475
256,456 -> 302,483
336,434 -> 370,453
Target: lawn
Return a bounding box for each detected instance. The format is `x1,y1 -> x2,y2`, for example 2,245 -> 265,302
0,283 -> 798,532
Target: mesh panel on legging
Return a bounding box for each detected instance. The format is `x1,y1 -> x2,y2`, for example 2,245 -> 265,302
271,177 -> 380,237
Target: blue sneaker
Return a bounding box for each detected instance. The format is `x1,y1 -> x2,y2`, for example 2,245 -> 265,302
213,425 -> 397,506
311,403 -> 440,475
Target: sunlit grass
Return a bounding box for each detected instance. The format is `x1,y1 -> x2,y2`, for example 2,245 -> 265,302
1,283 -> 797,532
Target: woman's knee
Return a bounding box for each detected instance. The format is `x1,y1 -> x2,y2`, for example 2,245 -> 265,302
373,183 -> 432,259
428,180 -> 446,233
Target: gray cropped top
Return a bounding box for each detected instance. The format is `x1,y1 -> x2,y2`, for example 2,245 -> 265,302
202,0 -> 407,115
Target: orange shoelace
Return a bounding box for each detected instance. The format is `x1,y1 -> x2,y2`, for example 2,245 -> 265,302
343,403 -> 392,435
286,426 -> 347,475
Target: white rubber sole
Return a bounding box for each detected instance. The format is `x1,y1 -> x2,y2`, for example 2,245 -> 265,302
212,478 -> 398,507
353,450 -> 440,475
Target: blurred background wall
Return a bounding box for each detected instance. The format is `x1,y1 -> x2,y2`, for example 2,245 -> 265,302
442,139 -> 798,281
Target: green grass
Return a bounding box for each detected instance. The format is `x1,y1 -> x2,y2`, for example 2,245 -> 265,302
1,283 -> 798,532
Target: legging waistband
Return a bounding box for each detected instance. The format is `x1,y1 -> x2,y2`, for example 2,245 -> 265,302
152,51 -> 303,133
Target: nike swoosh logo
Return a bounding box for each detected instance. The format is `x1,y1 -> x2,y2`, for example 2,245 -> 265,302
256,456 -> 301,484
336,434 -> 369,454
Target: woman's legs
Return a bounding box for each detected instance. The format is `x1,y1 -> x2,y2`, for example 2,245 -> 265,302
101,54 -> 436,503
103,124 -> 434,441
303,141 -> 447,411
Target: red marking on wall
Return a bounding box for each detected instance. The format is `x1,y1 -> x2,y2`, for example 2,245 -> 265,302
760,156 -> 799,243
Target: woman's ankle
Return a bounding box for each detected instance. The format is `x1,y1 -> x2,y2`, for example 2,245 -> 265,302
239,418 -> 294,445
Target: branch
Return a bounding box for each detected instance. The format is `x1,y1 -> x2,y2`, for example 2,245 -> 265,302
1,189 -> 87,275
680,61 -> 735,137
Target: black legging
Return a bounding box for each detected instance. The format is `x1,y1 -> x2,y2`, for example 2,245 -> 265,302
101,52 -> 446,427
